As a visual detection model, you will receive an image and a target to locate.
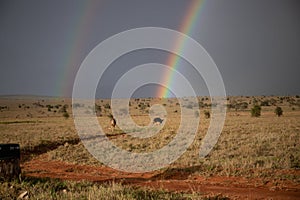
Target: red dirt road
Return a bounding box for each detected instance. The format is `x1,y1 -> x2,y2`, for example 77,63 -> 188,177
22,155 -> 300,200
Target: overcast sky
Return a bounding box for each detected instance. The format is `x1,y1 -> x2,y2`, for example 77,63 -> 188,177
0,0 -> 299,98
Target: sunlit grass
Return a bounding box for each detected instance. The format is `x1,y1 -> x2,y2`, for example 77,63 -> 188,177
0,177 -> 210,200
0,96 -> 299,181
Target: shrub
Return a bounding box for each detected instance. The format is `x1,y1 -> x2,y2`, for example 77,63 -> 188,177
59,104 -> 68,113
198,101 -> 205,108
95,104 -> 101,112
251,105 -> 261,117
204,110 -> 210,119
269,98 -> 277,106
138,103 -> 147,110
252,98 -> 258,105
260,100 -> 270,106
104,103 -> 111,109
228,102 -> 248,110
238,102 -> 248,110
274,106 -> 283,117
63,112 -> 69,119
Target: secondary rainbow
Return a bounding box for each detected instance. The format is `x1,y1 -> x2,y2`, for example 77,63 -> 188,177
157,0 -> 204,98
58,1 -> 102,97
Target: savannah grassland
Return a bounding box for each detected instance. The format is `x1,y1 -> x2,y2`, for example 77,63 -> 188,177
0,95 -> 299,199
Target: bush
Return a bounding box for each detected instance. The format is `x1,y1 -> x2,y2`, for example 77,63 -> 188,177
251,105 -> 261,117
95,104 -> 101,112
198,101 -> 205,108
63,112 -> 69,119
260,100 -> 270,106
274,106 -> 283,117
204,110 -> 210,119
228,102 -> 248,110
59,104 -> 68,113
104,103 -> 111,109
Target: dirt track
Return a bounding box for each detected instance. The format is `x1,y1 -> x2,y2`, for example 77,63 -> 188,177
22,155 -> 300,200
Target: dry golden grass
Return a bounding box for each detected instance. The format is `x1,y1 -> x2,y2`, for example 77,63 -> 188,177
0,95 -> 299,182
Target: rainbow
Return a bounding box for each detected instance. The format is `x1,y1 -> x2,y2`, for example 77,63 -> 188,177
59,1 -> 103,97
157,0 -> 204,98
61,1 -> 204,98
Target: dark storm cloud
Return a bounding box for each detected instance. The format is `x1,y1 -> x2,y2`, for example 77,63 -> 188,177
196,0 -> 300,96
0,0 -> 299,97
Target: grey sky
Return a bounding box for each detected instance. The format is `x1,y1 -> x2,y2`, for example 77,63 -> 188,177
0,0 -> 299,98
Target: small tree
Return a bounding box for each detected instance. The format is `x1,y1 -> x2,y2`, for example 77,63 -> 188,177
274,106 -> 283,117
63,111 -> 69,119
204,110 -> 210,119
251,105 -> 261,117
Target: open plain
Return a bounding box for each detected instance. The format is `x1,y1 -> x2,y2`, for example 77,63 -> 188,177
0,95 -> 299,199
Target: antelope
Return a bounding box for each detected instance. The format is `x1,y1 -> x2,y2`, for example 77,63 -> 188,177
153,117 -> 163,125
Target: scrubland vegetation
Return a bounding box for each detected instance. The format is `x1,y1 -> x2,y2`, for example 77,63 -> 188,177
0,95 -> 299,199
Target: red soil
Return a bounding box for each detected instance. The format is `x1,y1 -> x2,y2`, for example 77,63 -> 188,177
22,155 -> 300,200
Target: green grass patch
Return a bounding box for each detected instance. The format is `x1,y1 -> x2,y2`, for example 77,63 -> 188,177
0,177 -> 211,200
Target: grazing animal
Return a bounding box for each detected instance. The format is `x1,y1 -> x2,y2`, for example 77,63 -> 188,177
153,117 -> 163,125
110,118 -> 116,132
